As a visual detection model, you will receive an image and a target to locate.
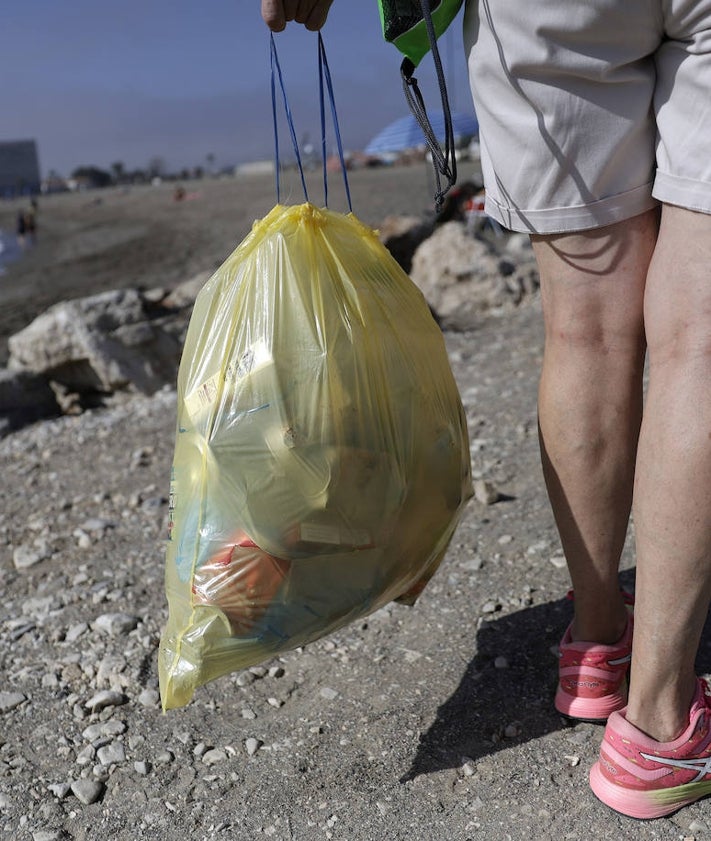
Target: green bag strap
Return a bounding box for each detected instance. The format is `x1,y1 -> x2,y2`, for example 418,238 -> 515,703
377,0 -> 464,209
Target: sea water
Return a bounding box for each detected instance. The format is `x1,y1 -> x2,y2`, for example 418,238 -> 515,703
0,229 -> 22,275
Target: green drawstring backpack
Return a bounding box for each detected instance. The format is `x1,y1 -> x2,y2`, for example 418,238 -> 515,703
376,0 -> 464,208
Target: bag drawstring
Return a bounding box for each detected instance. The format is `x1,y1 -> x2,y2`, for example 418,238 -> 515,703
270,33 -> 309,204
318,33 -> 352,212
270,33 -> 352,212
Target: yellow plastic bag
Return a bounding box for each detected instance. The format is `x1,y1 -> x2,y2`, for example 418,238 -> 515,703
159,202 -> 472,710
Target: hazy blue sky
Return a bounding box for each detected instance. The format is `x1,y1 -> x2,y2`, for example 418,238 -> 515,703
1,2 -> 474,178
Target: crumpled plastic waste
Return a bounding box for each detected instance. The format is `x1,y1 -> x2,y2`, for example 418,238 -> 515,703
159,202 -> 472,710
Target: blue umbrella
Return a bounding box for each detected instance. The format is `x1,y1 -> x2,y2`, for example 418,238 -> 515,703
364,110 -> 478,155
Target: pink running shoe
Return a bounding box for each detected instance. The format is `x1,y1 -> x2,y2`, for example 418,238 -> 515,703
590,678 -> 711,819
555,614 -> 633,722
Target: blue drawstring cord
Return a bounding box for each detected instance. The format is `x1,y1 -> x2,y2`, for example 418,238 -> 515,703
270,33 -> 309,204
270,32 -> 352,211
318,33 -> 352,212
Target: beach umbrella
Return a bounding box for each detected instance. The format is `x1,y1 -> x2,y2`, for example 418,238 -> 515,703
364,110 -> 478,155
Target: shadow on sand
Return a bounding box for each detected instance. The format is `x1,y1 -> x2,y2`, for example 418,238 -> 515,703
402,567 -> 711,781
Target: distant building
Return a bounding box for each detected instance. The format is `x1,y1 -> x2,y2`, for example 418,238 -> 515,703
0,140 -> 41,197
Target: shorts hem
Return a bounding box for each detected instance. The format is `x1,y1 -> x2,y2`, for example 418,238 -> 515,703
653,172 -> 711,215
485,184 -> 658,235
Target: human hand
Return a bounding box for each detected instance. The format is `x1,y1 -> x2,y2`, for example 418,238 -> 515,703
261,0 -> 335,32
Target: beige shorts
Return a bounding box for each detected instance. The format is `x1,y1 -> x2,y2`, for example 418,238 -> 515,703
464,0 -> 711,233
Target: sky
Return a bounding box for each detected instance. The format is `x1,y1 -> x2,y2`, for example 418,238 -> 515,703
0,1 -> 475,179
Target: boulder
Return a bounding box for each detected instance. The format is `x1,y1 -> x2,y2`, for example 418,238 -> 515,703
409,221 -> 539,331
7,287 -> 189,396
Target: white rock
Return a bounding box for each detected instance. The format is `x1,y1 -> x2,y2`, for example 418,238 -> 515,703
82,720 -> 126,740
245,738 -> 262,757
13,543 -> 50,570
65,622 -> 89,642
202,748 -> 228,766
0,691 -> 27,712
47,783 -> 72,799
84,690 -> 127,711
92,613 -> 139,636
320,687 -> 338,701
96,741 -> 126,765
473,479 -> 500,505
137,689 -> 160,707
70,779 -> 104,805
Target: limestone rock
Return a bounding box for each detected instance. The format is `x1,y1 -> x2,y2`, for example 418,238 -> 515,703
409,221 -> 539,331
7,288 -> 182,395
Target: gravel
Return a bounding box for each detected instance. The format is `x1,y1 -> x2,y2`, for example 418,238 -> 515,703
1,296 -> 706,841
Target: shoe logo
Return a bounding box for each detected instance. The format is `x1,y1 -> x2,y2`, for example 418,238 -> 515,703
607,654 -> 632,667
600,756 -> 618,776
639,752 -> 711,782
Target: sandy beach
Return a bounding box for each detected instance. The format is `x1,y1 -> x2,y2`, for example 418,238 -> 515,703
0,161 -> 482,363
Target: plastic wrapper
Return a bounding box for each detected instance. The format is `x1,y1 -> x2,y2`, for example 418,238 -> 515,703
159,202 -> 472,710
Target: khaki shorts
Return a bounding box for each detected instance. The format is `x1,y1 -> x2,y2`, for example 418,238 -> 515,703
464,0 -> 711,233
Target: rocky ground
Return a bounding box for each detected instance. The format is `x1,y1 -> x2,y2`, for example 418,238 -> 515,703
1,168 -> 710,840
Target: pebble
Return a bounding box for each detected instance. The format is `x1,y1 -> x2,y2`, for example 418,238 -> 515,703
134,761 -> 150,775
12,543 -> 51,570
47,782 -> 72,799
65,622 -> 89,642
84,690 -> 127,711
549,555 -> 567,569
473,479 -> 500,505
202,748 -> 228,766
320,687 -> 339,701
82,720 -> 126,741
32,831 -> 66,841
80,518 -> 114,533
96,741 -> 126,765
689,821 -> 709,833
245,738 -> 262,757
0,691 -> 27,712
93,612 -> 139,636
461,759 -> 476,777
460,557 -> 484,572
137,689 -> 160,707
494,656 -> 509,669
155,750 -> 174,764
70,779 -> 105,805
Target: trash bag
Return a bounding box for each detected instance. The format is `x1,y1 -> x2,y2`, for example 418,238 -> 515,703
158,202 -> 472,710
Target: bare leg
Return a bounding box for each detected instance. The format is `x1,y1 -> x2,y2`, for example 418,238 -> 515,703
626,204 -> 711,742
532,209 -> 658,643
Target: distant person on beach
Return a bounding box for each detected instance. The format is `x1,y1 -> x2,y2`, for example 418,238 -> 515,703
24,207 -> 36,245
262,0 -> 711,820
15,211 -> 26,249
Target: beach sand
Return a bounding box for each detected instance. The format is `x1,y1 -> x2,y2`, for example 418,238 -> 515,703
2,159 -> 703,841
0,161 -> 483,363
